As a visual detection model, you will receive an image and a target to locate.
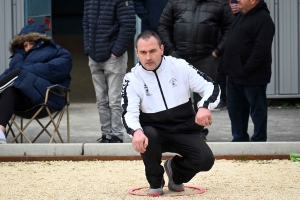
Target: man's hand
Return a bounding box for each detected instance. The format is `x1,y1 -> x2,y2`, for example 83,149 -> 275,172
212,51 -> 218,58
195,107 -> 212,126
132,129 -> 148,153
230,3 -> 240,14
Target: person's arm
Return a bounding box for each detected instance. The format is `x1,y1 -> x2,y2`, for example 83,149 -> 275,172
230,3 -> 240,15
121,74 -> 148,153
133,0 -> 149,23
157,1 -> 176,55
184,62 -> 220,126
214,1 -> 235,57
187,62 -> 220,110
132,129 -> 148,153
0,68 -> 12,80
243,18 -> 275,73
82,0 -> 90,56
111,1 -> 136,57
195,107 -> 212,127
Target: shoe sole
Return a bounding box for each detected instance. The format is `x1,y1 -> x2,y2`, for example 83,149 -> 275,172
0,139 -> 7,144
147,178 -> 165,196
147,192 -> 162,197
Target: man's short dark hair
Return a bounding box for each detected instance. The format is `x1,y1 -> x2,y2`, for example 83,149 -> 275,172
136,30 -> 162,48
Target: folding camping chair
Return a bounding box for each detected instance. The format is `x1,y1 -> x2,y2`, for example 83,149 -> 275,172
6,84 -> 70,143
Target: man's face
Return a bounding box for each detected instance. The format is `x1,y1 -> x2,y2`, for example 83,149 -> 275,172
23,41 -> 36,52
237,0 -> 257,14
136,36 -> 164,71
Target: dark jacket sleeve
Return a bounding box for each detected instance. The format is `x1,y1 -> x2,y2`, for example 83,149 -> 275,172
157,1 -> 176,55
133,0 -> 149,23
214,0 -> 235,56
111,1 -> 136,57
82,0 -> 90,56
243,18 -> 275,74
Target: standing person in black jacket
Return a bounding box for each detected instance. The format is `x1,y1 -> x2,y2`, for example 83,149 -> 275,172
214,0 -> 240,110
157,0 -> 234,140
223,0 -> 275,142
133,0 -> 169,32
82,0 -> 136,143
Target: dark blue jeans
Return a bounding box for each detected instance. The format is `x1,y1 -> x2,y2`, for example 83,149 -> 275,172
227,80 -> 268,142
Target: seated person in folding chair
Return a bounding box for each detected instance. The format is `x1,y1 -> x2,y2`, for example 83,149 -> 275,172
0,22 -> 72,144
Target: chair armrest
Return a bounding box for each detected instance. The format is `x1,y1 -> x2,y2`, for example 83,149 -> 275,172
47,84 -> 70,97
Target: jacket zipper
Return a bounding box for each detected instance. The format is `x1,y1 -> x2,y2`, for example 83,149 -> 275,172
153,71 -> 168,110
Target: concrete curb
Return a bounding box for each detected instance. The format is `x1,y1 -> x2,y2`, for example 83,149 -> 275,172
0,142 -> 299,162
1,142 -> 299,156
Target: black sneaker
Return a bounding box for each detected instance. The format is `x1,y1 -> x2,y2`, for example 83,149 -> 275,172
97,135 -> 111,143
213,100 -> 227,111
110,136 -> 123,143
200,128 -> 209,142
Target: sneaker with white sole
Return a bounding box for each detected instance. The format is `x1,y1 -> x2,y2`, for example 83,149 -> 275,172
0,138 -> 7,144
147,178 -> 165,196
164,158 -> 184,192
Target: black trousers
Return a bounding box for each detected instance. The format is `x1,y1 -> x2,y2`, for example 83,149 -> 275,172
141,126 -> 215,188
216,56 -> 227,102
0,69 -> 33,127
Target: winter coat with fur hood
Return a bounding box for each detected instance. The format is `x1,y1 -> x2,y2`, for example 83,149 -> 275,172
0,22 -> 72,110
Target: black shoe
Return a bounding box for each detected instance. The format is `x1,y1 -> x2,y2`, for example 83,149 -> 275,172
110,136 -> 123,143
213,100 -> 227,111
97,135 -> 111,143
200,128 -> 209,142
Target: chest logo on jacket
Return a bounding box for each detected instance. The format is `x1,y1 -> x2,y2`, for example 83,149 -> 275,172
125,1 -> 128,6
144,84 -> 152,96
169,78 -> 177,88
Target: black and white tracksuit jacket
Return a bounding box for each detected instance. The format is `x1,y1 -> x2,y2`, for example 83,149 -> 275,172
121,56 -> 220,136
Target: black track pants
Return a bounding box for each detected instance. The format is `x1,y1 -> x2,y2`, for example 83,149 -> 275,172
0,69 -> 33,127
141,126 -> 215,188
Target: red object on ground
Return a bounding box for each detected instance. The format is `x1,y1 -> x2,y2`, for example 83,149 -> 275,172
128,185 -> 205,197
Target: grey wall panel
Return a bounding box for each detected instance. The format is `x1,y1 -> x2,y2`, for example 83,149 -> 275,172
12,0 -> 25,36
0,0 -> 13,73
278,0 -> 299,94
265,0 -> 277,95
0,0 -> 24,74
299,0 -> 300,94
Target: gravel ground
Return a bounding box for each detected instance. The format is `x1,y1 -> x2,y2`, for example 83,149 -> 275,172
0,159 -> 299,200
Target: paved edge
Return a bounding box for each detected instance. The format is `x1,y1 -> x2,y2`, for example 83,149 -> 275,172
0,142 -> 299,161
0,154 -> 290,162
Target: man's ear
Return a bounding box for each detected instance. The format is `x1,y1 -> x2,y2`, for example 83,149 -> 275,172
250,0 -> 259,5
135,48 -> 139,58
160,45 -> 164,55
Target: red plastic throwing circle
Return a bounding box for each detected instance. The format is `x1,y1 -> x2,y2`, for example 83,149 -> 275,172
128,185 -> 205,197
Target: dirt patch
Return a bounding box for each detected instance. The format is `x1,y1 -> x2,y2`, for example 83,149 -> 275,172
0,159 -> 299,199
